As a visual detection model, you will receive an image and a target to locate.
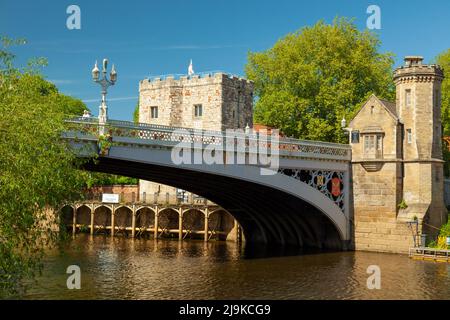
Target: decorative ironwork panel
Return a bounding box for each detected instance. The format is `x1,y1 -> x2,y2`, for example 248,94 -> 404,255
278,168 -> 345,213
64,117 -> 351,161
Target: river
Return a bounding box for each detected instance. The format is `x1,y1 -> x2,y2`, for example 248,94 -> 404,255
24,234 -> 450,300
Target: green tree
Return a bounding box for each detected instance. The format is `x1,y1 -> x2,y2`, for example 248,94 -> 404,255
245,18 -> 395,142
435,49 -> 450,176
84,172 -> 138,188
0,37 -> 87,296
133,99 -> 139,123
436,49 -> 450,137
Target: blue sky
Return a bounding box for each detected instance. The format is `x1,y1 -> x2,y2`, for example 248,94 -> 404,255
2,0 -> 450,120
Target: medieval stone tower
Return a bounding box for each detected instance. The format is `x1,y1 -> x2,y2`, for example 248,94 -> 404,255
138,72 -> 254,200
350,56 -> 447,253
138,72 -> 253,131
393,56 -> 447,232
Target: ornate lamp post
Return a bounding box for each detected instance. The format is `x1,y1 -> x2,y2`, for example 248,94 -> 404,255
91,58 -> 117,135
340,117 -> 352,144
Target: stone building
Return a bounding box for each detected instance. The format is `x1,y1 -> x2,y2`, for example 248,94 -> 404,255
138,72 -> 253,130
349,56 -> 447,253
138,71 -> 254,202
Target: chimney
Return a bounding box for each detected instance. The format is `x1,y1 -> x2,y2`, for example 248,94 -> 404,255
404,56 -> 424,67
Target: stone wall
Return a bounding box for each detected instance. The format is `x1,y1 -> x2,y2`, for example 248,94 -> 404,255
352,162 -> 414,252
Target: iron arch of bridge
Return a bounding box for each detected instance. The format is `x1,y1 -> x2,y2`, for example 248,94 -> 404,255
81,155 -> 350,250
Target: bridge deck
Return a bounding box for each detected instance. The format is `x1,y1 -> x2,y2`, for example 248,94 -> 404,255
64,117 -> 351,162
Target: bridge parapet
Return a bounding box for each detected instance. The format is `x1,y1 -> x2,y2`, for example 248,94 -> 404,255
64,117 -> 351,162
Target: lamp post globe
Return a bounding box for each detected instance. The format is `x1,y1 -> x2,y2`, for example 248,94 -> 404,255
92,61 -> 99,81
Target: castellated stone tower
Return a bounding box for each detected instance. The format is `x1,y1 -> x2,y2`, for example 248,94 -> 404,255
350,56 -> 447,253
393,56 -> 447,233
138,72 -> 253,131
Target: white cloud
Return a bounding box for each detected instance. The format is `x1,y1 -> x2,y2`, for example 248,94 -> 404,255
48,79 -> 75,85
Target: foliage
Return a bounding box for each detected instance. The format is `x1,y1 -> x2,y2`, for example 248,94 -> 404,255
438,215 -> 450,238
245,18 -> 395,142
133,100 -> 139,123
398,199 -> 408,210
97,134 -> 113,156
436,49 -> 450,137
429,215 -> 450,249
444,138 -> 450,177
0,36 -> 88,296
82,172 -> 138,188
436,49 -> 450,176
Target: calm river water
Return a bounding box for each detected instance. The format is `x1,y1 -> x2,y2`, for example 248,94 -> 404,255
24,234 -> 450,300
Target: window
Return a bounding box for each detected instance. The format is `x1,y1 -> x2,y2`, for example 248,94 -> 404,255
150,106 -> 158,119
363,134 -> 383,159
351,130 -> 360,143
364,135 -> 376,153
194,104 -> 203,117
377,135 -> 383,151
405,89 -> 412,107
406,129 -> 412,143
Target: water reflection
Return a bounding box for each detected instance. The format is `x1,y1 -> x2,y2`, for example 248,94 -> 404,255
24,234 -> 450,300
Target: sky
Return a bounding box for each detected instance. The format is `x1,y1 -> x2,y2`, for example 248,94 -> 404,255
1,0 -> 450,121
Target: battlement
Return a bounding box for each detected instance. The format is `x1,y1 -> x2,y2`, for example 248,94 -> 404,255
139,71 -> 253,90
394,56 -> 444,82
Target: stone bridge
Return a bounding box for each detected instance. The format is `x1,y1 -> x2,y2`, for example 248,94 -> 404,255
63,117 -> 353,250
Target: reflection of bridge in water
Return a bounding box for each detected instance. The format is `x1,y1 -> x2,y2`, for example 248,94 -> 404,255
63,117 -> 352,250
62,197 -> 239,241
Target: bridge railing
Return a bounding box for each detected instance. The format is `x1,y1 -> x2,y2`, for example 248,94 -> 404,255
64,117 -> 351,161
81,191 -> 213,206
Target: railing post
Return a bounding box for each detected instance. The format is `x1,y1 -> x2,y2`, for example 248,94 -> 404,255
143,192 -> 146,204
72,206 -> 77,235
131,205 -> 136,238
111,205 -> 115,237
154,207 -> 159,239
90,206 -> 94,235
178,209 -> 183,241
204,208 -> 209,242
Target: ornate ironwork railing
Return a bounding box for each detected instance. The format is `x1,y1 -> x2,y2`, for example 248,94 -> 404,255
279,168 -> 345,213
64,117 -> 351,161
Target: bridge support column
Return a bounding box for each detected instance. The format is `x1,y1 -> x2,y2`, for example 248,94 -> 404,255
178,209 -> 183,241
204,208 -> 209,242
131,205 -> 136,238
90,205 -> 94,235
72,206 -> 77,236
111,205 -> 115,237
154,207 -> 159,239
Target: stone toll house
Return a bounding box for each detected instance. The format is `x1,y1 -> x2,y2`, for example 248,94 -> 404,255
349,56 -> 447,252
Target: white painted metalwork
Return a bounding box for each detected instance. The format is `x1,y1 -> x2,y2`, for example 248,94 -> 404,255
64,117 -> 351,161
